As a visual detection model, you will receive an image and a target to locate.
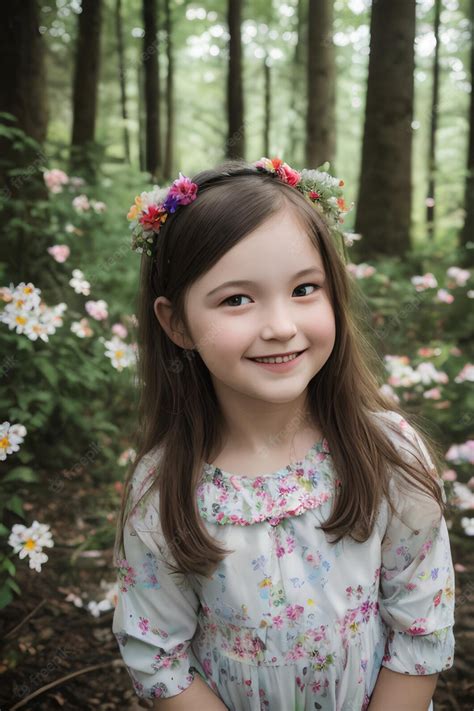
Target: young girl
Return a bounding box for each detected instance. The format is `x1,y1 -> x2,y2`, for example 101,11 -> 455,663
112,158 -> 455,711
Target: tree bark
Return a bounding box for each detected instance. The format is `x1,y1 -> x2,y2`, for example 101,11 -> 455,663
263,55 -> 271,156
142,0 -> 162,181
288,0 -> 307,163
163,0 -> 175,180
460,0 -> 474,265
226,0 -> 245,160
354,0 -> 416,259
115,0 -> 131,164
426,0 -> 441,241
70,0 -> 103,181
0,0 -> 50,285
305,0 -> 336,168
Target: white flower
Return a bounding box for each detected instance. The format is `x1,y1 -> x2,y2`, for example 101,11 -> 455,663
91,200 -> 107,213
69,269 -> 91,296
118,447 -> 136,465
8,520 -> 54,572
411,273 -> 438,291
72,194 -> 90,212
455,364 -> 474,383
445,440 -> 474,465
461,517 -> 474,536
452,482 -> 474,510
71,318 -> 93,338
104,336 -> 137,371
0,421 -> 27,460
379,383 -> 400,403
415,362 -> 448,385
346,262 -> 376,279
436,288 -> 454,304
447,266 -> 470,287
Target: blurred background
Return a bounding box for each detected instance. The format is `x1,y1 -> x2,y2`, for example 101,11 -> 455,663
0,0 -> 473,709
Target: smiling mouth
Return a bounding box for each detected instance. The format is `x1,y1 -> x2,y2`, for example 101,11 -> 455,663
247,349 -> 306,364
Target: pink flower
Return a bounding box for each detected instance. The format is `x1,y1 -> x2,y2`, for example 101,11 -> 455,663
44,169 -> 69,193
281,163 -> 301,186
138,616 -> 150,634
285,604 -> 304,621
112,323 -> 128,339
85,299 -> 108,321
423,387 -> 441,400
442,469 -> 457,481
47,245 -> 70,263
436,288 -> 454,303
167,173 -> 198,205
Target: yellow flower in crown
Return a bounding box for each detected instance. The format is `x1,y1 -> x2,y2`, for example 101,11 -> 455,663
127,195 -> 143,221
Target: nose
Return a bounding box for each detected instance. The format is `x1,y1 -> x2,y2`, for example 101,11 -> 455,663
260,300 -> 298,341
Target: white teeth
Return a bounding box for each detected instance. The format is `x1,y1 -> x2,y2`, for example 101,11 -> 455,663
253,352 -> 299,364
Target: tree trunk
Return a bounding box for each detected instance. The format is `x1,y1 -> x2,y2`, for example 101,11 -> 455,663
460,0 -> 474,265
426,0 -> 441,241
354,0 -> 416,259
115,0 -> 131,164
0,0 -> 51,286
163,0 -> 175,180
70,0 -> 102,182
226,0 -> 245,160
263,55 -> 271,156
305,0 -> 336,168
142,0 -> 162,181
138,62 -> 146,172
288,0 -> 307,163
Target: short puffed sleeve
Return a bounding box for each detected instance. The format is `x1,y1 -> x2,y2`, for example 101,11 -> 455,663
377,412 -> 456,675
112,449 -> 203,699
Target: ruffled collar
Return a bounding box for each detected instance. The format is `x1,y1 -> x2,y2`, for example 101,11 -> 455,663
196,438 -> 336,526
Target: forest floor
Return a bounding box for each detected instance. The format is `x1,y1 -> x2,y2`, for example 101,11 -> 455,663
0,473 -> 473,711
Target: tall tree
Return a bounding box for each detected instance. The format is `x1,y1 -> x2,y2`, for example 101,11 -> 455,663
354,0 -> 416,258
142,0 -> 162,180
0,0 -> 49,284
288,0 -> 308,163
461,0 -> 474,265
305,0 -> 336,168
163,0 -> 175,180
115,0 -> 131,164
226,0 -> 245,160
70,0 -> 103,182
426,0 -> 441,241
263,54 -> 271,156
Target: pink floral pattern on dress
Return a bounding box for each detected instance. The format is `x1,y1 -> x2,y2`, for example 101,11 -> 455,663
112,411 -> 455,709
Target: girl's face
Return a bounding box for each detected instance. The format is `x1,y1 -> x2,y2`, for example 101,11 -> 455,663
156,208 -> 336,407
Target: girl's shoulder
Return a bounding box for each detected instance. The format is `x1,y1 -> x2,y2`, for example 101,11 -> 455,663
370,408 -> 435,471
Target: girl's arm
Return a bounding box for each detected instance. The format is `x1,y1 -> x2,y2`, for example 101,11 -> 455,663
367,667 -> 438,711
153,674 -> 228,710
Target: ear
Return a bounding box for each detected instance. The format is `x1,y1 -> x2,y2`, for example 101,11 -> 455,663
153,296 -> 194,350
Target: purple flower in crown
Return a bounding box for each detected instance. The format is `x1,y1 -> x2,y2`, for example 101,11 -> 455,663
166,172 -> 198,206
162,193 -> 180,214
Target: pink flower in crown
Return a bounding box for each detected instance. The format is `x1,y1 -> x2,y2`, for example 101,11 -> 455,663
281,163 -> 301,186
166,172 -> 198,206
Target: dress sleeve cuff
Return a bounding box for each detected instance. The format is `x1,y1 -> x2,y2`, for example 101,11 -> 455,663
382,625 -> 455,675
118,636 -> 198,699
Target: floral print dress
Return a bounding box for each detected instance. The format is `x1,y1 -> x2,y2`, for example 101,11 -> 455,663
112,410 -> 455,711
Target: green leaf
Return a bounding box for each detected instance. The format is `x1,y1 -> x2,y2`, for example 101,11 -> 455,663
3,558 -> 16,576
0,585 -> 14,609
0,523 -> 9,536
7,577 -> 21,594
5,495 -> 23,516
3,467 -> 38,484
35,358 -> 59,387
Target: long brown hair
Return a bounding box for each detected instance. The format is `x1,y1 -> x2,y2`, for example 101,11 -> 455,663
114,159 -> 447,578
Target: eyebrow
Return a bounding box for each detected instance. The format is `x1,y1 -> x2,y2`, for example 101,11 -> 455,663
205,267 -> 325,298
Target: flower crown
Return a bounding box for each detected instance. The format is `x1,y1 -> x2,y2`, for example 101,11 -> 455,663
127,157 -> 353,257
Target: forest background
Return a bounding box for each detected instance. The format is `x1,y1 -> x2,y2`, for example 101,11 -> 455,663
0,0 -> 473,709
